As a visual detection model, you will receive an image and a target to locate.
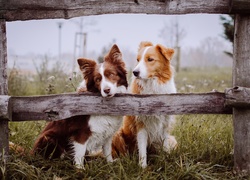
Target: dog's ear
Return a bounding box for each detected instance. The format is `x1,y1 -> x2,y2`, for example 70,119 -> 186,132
138,41 -> 153,52
156,44 -> 175,61
77,58 -> 99,92
77,58 -> 97,73
105,44 -> 123,64
105,44 -> 128,88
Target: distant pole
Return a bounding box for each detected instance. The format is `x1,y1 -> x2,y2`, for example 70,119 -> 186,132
83,33 -> 87,57
79,18 -> 83,56
175,16 -> 180,72
73,33 -> 77,72
57,22 -> 63,60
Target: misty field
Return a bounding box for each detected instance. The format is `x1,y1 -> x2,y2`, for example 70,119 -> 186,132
1,65 -> 248,179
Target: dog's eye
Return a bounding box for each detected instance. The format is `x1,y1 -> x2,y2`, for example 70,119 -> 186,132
105,72 -> 116,78
109,73 -> 115,78
136,58 -> 139,62
148,58 -> 154,62
95,78 -> 101,83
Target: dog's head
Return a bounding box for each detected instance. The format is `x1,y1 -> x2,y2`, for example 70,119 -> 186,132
133,41 -> 174,83
78,44 -> 128,97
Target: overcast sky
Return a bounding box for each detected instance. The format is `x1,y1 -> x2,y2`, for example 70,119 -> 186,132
6,14 -> 231,58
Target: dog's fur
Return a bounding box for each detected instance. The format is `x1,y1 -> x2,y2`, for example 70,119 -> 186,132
112,41 -> 177,168
32,44 -> 128,168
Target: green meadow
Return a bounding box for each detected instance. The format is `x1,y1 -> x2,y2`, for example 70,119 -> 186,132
2,65 -> 248,180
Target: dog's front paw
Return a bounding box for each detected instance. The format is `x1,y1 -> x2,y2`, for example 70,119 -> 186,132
106,155 -> 114,163
75,163 -> 85,170
112,158 -> 119,162
167,135 -> 178,150
139,159 -> 147,169
140,162 -> 147,169
77,87 -> 87,94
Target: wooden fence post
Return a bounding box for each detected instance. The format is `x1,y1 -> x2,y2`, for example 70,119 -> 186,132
233,14 -> 250,174
0,19 -> 9,163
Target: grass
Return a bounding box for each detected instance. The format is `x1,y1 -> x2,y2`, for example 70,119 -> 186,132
2,66 -> 249,179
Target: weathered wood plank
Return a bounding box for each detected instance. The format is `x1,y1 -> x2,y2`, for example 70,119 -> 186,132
0,0 -> 232,21
0,22 -> 7,95
233,14 -> 250,175
6,92 -> 232,122
231,0 -> 250,14
0,95 -> 10,120
0,19 -> 9,163
225,87 -> 250,108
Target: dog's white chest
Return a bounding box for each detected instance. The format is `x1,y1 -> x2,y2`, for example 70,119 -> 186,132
87,115 -> 122,151
137,115 -> 174,143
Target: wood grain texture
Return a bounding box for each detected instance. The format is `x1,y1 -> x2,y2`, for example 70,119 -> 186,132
233,14 -> 250,174
0,19 -> 9,162
0,95 -> 10,120
6,92 -> 232,122
225,87 -> 250,108
231,0 -> 250,13
0,21 -> 7,95
0,0 -> 232,21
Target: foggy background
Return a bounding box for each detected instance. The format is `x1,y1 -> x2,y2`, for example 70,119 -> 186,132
6,14 -> 233,74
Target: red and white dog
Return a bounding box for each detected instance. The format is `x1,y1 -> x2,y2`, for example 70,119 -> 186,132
33,44 -> 128,168
112,41 -> 177,168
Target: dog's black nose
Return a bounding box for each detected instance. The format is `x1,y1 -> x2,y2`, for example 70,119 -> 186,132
133,70 -> 140,77
104,88 -> 110,94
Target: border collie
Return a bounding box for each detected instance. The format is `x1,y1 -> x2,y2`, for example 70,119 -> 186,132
112,41 -> 177,168
32,44 -> 128,169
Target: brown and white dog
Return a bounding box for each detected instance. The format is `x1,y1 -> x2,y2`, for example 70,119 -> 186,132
32,44 -> 128,168
112,41 -> 177,168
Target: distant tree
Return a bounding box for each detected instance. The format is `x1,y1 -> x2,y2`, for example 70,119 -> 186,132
220,15 -> 234,57
97,39 -> 116,63
159,17 -> 186,48
181,37 -> 232,68
97,46 -> 109,63
159,17 -> 186,72
220,15 -> 234,44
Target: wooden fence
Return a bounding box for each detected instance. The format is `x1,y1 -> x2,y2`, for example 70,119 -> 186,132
0,0 -> 250,174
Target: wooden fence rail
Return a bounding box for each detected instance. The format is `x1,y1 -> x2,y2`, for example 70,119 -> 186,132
4,86 -> 250,122
0,91 -> 233,122
0,0 -> 250,21
0,0 -> 250,175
